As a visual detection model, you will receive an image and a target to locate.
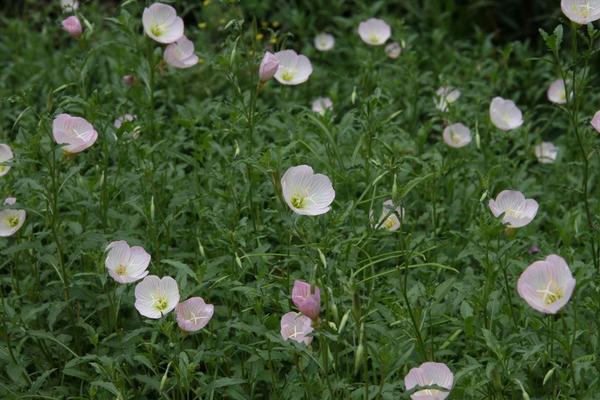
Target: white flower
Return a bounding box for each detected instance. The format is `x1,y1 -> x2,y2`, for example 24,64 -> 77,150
0,198 -> 26,237
281,165 -> 335,216
372,200 -> 404,231
273,50 -> 313,85
134,275 -> 180,319
358,18 -> 391,46
404,362 -> 454,400
280,312 -> 313,345
435,87 -> 460,112
534,142 -> 558,164
52,114 -> 98,153
561,0 -> 600,24
314,33 -> 335,51
61,0 -> 78,12
142,2 -> 184,44
488,190 -> 538,228
311,97 -> 333,115
385,42 -> 402,59
489,97 -> 523,131
0,144 -> 14,177
164,36 -> 199,69
592,110 -> 600,133
105,241 -> 151,284
114,114 -> 137,129
442,123 -> 472,148
547,79 -> 568,104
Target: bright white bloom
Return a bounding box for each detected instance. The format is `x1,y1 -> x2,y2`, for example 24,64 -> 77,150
281,165 -> 335,216
488,190 -> 538,228
114,114 -> 137,129
404,362 -> 454,400
0,144 -> 14,177
358,18 -> 391,46
280,312 -> 313,345
142,2 -> 184,44
547,79 -> 567,104
372,200 -> 404,231
517,255 -> 576,314
52,114 -> 98,153
314,33 -> 335,51
442,123 -> 472,148
176,297 -> 214,332
134,275 -> 180,319
61,0 -> 78,12
273,50 -> 313,85
591,110 -> 600,133
105,241 -> 151,284
489,97 -> 523,131
435,87 -> 460,112
311,97 -> 333,115
561,0 -> 600,24
385,42 -> 402,58
0,198 -> 26,237
164,36 -> 199,69
534,142 -> 558,164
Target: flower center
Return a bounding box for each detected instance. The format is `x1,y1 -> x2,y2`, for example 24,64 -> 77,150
154,296 -> 169,312
0,166 -> 6,174
383,217 -> 395,229
291,191 -> 308,209
7,215 -> 19,228
450,130 -> 462,144
369,34 -> 379,44
151,24 -> 165,37
536,281 -> 564,305
115,264 -> 127,276
504,208 -> 523,219
281,69 -> 295,81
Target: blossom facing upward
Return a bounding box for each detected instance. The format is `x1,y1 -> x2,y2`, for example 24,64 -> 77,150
176,297 -> 214,332
105,241 -> 151,284
281,165 -> 335,216
534,142 -> 558,164
164,36 -> 199,69
292,280 -> 320,320
488,190 -> 539,228
547,79 -> 567,104
273,50 -> 313,85
134,275 -> 180,319
517,255 -> 576,314
0,198 -> 26,237
435,87 -> 460,112
404,362 -> 454,400
311,97 -> 333,115
314,33 -> 335,51
372,199 -> 404,231
52,113 -> 98,154
280,312 -> 314,345
0,144 -> 14,177
62,16 -> 82,38
442,123 -> 472,148
385,42 -> 402,58
142,2 -> 184,44
591,110 -> 600,133
259,51 -> 279,81
61,0 -> 78,12
358,18 -> 391,46
489,97 -> 523,131
561,0 -> 600,24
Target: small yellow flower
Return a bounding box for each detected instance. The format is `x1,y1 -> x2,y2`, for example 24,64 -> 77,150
256,33 -> 264,41
198,22 -> 207,29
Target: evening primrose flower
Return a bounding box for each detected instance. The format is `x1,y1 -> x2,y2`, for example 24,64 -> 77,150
62,16 -> 82,38
517,254 -> 576,314
273,50 -> 313,85
52,114 -> 98,153
259,51 -> 279,81
292,280 -> 320,320
134,275 -> 180,319
0,198 -> 26,237
176,297 -> 214,332
281,165 -> 335,216
280,312 -> 313,345
591,110 -> 600,133
404,362 -> 454,400
489,97 -> 523,131
372,199 -> 404,231
0,144 -> 13,177
435,87 -> 460,112
164,36 -> 199,69
561,0 -> 600,24
61,0 -> 78,12
385,42 -> 402,58
358,18 -> 391,46
114,114 -> 137,129
547,79 -> 567,104
488,190 -> 538,228
142,2 -> 184,44
534,142 -> 558,164
314,33 -> 335,51
442,123 -> 472,148
105,241 -> 151,284
311,97 -> 333,115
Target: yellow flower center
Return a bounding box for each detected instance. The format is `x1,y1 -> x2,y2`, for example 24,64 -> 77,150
154,296 -> 169,312
450,130 -> 462,145
7,215 -> 19,228
115,264 -> 127,276
151,24 -> 165,37
281,69 -> 295,81
504,208 -> 524,219
383,217 -> 395,230
0,166 -> 6,174
537,281 -> 564,305
369,34 -> 379,44
291,192 -> 307,209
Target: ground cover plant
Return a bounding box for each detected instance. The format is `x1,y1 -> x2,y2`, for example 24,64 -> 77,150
2,0 -> 600,399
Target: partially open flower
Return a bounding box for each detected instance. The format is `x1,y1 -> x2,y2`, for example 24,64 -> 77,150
488,190 -> 538,228
259,51 -> 279,81
176,297 -> 214,332
134,275 -> 180,319
534,142 -> 558,164
52,113 -> 98,154
281,165 -> 335,216
561,0 -> 600,24
105,241 -> 151,284
372,200 -> 404,231
311,97 -> 333,115
489,97 -> 523,131
142,2 -> 184,44
273,50 -> 313,85
442,123 -> 472,148
114,114 -> 137,129
591,110 -> 600,133
358,18 -> 391,46
164,36 -> 199,69
435,87 -> 460,112
517,254 -> 576,314
385,42 -> 402,58
280,312 -> 314,345
404,362 -> 454,400
62,16 -> 82,38
314,33 -> 335,51
61,0 -> 78,12
547,79 -> 567,104
292,280 -> 320,320
0,198 -> 26,237
0,144 -> 13,177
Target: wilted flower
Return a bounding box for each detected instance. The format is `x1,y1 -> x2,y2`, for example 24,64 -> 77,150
489,97 -> 523,131
385,42 -> 402,58
358,18 -> 391,46
292,280 -> 320,320
488,190 -> 538,228
142,2 -> 184,44
164,36 -> 199,69
442,123 -> 472,148
435,87 -> 460,112
517,254 -> 576,314
547,79 -> 567,104
52,114 -> 98,154
61,0 -> 78,12
314,33 -> 335,51
591,110 -> 600,133
534,142 -> 558,164
0,144 -> 13,177
176,297 -> 214,332
0,198 -> 26,238
259,51 -> 279,82
273,50 -> 313,85
372,199 -> 404,231
122,75 -> 136,86
105,240 -> 151,284
134,275 -> 180,319
404,362 -> 454,400
281,165 -> 335,216
62,16 -> 82,38
561,0 -> 600,24
114,114 -> 137,129
280,312 -> 314,345
311,97 -> 333,115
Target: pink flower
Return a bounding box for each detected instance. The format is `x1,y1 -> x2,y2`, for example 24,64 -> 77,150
134,275 -> 180,318
122,75 -> 136,86
311,97 -> 333,115
489,97 -> 523,131
442,123 -> 471,148
488,190 -> 538,228
292,280 -> 320,320
62,16 -> 82,38
591,110 -> 600,133
358,18 -> 391,46
142,2 -> 184,44
547,79 -> 567,104
273,50 -> 313,85
52,114 -> 98,153
404,362 -> 454,400
0,198 -> 26,238
561,0 -> 600,24
280,312 -> 313,345
176,297 -> 214,332
385,42 -> 402,58
517,255 -> 576,314
164,36 -> 199,69
105,241 -> 151,284
259,51 -> 279,82
0,144 -> 14,177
